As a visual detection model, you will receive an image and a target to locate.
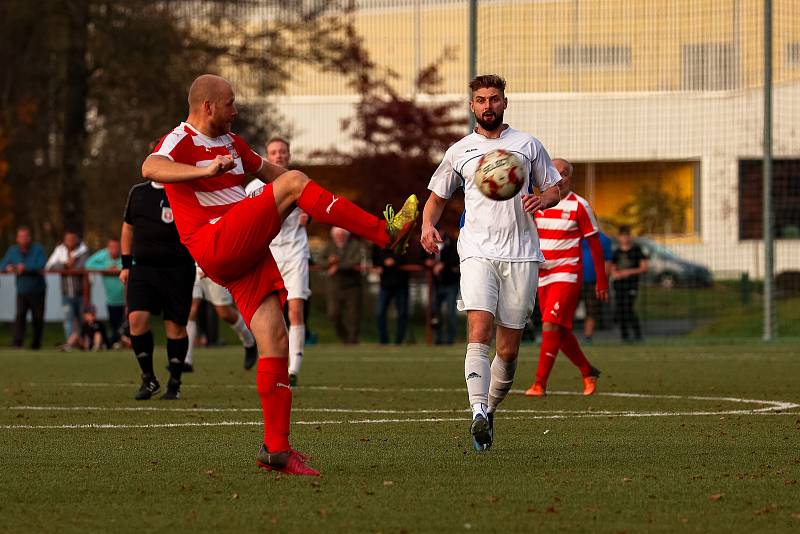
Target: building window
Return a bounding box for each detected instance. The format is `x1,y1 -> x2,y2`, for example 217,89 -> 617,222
554,45 -> 632,68
739,159 -> 800,240
787,43 -> 800,68
681,43 -> 737,90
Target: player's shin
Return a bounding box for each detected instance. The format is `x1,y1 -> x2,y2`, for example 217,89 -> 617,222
131,330 -> 155,376
185,320 -> 197,365
256,357 -> 292,452
296,181 -> 389,247
560,331 -> 592,376
231,311 -> 256,348
535,329 -> 562,386
488,355 -> 518,413
465,343 -> 491,417
288,325 -> 305,377
166,336 -> 189,382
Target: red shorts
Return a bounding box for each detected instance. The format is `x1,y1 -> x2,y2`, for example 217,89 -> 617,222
186,183 -> 286,327
537,281 -> 581,329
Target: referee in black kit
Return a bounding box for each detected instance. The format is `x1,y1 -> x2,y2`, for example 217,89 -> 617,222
120,178 -> 195,400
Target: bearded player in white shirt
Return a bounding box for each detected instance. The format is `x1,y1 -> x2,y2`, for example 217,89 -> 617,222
420,75 -> 566,451
245,137 -> 310,386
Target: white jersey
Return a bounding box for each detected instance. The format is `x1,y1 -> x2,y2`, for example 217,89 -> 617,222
245,179 -> 310,262
428,127 -> 561,262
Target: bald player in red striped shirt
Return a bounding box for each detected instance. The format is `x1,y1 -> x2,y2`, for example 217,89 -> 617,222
143,74 -> 419,476
526,159 -> 609,396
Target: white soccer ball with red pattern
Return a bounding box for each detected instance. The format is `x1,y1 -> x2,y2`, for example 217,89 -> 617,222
475,149 -> 524,201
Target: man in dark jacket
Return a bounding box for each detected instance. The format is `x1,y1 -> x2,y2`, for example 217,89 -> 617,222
0,226 -> 47,349
323,227 -> 364,344
373,246 -> 410,345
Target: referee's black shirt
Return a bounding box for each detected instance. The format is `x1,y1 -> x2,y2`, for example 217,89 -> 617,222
123,182 -> 195,267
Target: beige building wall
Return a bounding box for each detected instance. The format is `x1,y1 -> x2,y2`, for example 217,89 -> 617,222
243,0 -> 800,277
283,0 -> 800,96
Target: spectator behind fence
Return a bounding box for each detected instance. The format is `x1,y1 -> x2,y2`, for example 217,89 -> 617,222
610,225 -> 649,342
46,230 -> 90,348
372,245 -> 410,345
323,227 -> 363,344
580,229 -> 613,342
426,231 -> 460,345
86,238 -> 126,347
0,226 -> 47,349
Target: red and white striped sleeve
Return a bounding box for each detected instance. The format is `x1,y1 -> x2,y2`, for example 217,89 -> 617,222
575,195 -> 600,239
151,127 -> 191,162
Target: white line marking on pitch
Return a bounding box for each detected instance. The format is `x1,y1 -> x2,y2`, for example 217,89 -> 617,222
3,412 -> 800,430
7,386 -> 798,431
16,384 -> 800,412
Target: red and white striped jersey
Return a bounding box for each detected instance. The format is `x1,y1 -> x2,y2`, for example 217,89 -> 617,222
150,122 -> 264,245
534,192 -> 599,286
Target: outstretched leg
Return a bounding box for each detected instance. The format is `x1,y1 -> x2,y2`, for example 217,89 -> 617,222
270,171 -> 418,252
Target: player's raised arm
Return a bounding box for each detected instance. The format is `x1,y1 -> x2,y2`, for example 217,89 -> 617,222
142,154 -> 234,183
420,192 -> 448,254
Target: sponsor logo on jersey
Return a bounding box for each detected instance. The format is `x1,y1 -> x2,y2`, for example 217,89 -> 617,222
161,207 -> 174,224
465,148 -> 478,152
225,142 -> 240,160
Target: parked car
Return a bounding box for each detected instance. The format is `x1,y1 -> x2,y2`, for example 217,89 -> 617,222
634,237 -> 713,288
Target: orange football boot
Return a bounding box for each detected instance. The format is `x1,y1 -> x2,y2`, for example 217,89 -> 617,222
582,366 -> 601,396
524,382 -> 546,397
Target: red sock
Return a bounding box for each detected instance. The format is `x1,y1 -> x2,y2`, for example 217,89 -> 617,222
560,331 -> 593,377
297,181 -> 389,247
256,357 -> 292,452
535,330 -> 562,385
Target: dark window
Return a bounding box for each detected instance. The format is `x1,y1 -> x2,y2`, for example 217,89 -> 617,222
681,43 -> 737,90
739,159 -> 800,239
554,45 -> 632,68
787,43 -> 800,68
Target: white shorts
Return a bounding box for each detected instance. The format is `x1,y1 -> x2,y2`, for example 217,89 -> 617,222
276,257 -> 310,301
457,257 -> 539,329
192,275 -> 234,306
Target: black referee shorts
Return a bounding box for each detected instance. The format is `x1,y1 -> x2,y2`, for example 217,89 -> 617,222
127,263 -> 195,325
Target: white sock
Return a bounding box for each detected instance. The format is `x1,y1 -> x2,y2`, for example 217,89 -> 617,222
230,312 -> 255,348
471,402 -> 488,419
465,342 -> 491,409
288,325 -> 305,376
488,355 -> 517,413
185,320 -> 197,365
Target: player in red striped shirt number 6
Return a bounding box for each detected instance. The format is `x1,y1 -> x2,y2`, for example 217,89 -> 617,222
142,74 -> 419,476
526,159 -> 609,397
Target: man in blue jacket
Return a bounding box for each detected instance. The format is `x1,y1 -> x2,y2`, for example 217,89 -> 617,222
0,226 -> 47,349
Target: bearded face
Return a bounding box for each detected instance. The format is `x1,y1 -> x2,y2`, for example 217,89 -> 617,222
475,107 -> 504,131
470,87 -> 507,133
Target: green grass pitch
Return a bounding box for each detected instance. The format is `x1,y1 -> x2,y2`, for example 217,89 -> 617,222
1,343 -> 799,533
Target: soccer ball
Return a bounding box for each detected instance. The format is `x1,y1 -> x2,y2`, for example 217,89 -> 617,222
475,149 -> 524,201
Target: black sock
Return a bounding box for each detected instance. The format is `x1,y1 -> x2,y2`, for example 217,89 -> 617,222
167,336 -> 189,382
131,331 -> 155,377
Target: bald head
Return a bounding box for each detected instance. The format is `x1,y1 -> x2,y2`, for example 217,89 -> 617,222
186,74 -> 237,137
552,158 -> 573,180
188,74 -> 232,110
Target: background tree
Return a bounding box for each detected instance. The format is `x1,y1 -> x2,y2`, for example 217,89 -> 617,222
618,181 -> 691,236
0,0 -> 363,247
311,47 -> 467,241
